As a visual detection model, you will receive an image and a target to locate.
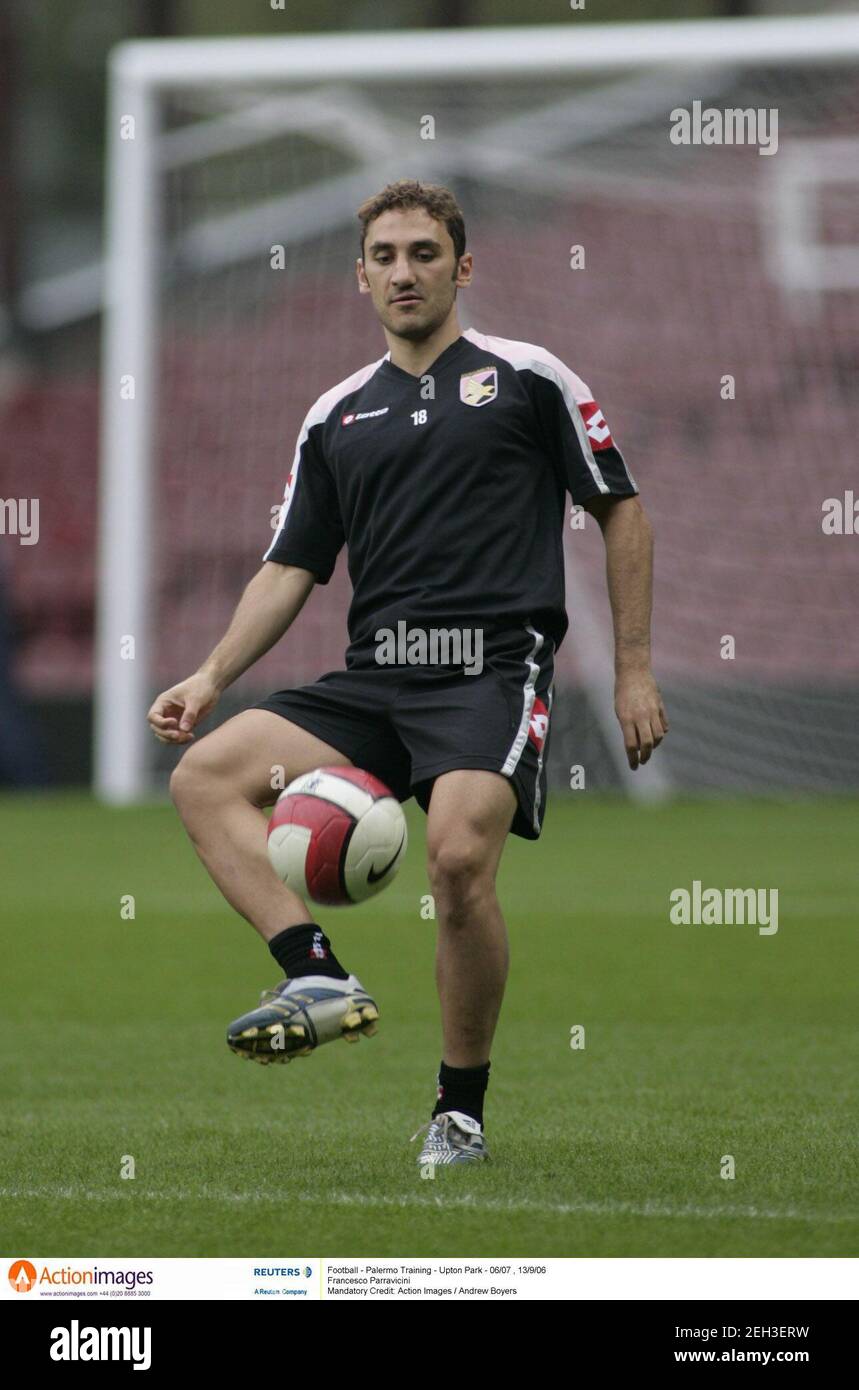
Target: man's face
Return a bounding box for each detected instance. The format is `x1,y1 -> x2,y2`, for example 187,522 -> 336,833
357,207 -> 472,340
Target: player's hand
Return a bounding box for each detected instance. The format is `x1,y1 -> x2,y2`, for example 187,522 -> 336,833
147,673 -> 220,745
615,670 -> 668,771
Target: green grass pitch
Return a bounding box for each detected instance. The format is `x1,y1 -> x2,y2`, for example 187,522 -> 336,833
1,791 -> 856,1258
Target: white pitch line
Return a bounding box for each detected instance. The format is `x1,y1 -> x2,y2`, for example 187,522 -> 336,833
0,1185 -> 854,1226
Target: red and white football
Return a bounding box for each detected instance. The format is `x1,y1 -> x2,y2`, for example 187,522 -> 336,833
267,766 -> 407,906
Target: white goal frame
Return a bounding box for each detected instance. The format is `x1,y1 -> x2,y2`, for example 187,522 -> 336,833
96,13 -> 859,802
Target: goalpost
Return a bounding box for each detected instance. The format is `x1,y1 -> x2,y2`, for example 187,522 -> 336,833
96,14 -> 859,803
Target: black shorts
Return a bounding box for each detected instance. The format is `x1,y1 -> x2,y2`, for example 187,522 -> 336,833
253,625 -> 556,841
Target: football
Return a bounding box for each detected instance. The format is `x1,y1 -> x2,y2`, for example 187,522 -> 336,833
267,766 -> 408,906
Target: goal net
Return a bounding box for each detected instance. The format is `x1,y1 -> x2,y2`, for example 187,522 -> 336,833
97,16 -> 859,802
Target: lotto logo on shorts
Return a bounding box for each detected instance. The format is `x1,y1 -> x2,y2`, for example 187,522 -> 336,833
528,697 -> 550,752
580,400 -> 613,450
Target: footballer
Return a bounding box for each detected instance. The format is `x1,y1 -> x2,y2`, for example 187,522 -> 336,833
148,180 -> 668,1166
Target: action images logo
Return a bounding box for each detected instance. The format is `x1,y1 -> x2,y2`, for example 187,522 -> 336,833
8,1258 -> 154,1293
8,1259 -> 36,1292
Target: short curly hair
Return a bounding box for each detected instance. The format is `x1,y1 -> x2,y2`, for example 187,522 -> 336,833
357,179 -> 466,262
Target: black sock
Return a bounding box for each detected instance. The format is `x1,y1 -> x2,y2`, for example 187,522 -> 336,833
268,923 -> 349,981
433,1060 -> 491,1126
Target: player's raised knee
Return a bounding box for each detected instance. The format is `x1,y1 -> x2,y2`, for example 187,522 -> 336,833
169,742 -> 223,810
168,754 -> 194,811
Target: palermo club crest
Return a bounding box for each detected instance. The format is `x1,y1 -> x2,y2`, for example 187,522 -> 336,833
460,366 -> 498,407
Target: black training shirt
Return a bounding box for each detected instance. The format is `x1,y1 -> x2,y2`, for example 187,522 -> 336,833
264,326 -> 637,667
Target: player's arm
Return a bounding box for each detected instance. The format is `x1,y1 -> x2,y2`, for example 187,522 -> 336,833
149,402 -> 344,746
525,355 -> 668,769
584,494 -> 668,770
147,562 -> 315,745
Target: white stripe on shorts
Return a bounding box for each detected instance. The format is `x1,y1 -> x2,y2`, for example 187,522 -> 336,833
501,624 -> 544,777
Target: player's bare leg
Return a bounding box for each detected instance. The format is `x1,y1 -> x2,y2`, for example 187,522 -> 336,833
170,709 -> 378,1062
169,708 -> 350,942
412,769 -> 516,1164
427,769 -> 516,1062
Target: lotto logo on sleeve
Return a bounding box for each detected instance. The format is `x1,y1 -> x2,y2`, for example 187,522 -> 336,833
580,400 -> 614,450
528,697 -> 550,752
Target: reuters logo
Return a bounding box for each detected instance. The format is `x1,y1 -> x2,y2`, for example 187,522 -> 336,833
9,1260 -> 37,1293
